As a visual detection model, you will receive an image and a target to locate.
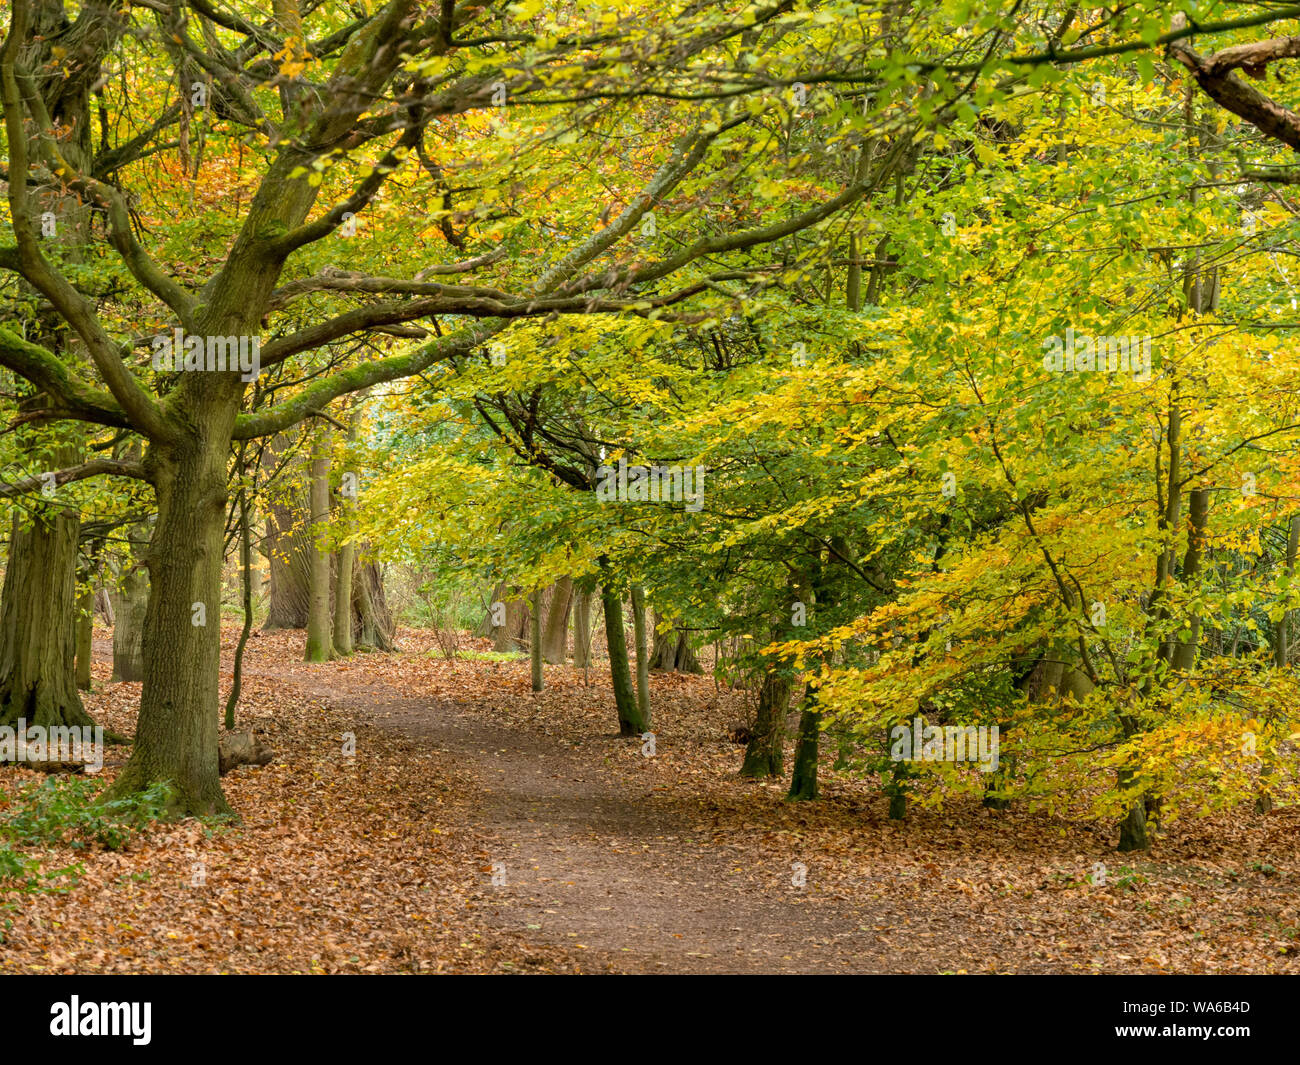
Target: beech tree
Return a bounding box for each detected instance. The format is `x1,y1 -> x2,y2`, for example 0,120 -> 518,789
0,0 -> 890,813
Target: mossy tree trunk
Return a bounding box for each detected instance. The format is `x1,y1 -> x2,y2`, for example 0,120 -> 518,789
108,392 -> 239,817
601,574 -> 647,736
0,509 -> 95,730
787,684 -> 820,801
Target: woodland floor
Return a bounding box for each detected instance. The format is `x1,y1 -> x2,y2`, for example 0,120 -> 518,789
1,626 -> 1298,974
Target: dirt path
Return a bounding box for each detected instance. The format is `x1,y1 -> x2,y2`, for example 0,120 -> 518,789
257,666 -> 895,973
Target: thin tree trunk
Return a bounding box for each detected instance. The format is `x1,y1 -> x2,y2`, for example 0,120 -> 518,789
530,587 -> 543,691
631,585 -> 651,721
333,541 -> 356,657
601,576 -> 647,735
75,586 -> 94,691
572,581 -> 594,668
224,485 -> 254,730
304,425 -> 333,662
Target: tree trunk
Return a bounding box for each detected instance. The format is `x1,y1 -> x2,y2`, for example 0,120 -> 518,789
1117,767 -> 1149,852
740,665 -> 791,778
94,586 -> 114,626
75,585 -> 94,691
631,585 -> 650,722
530,588 -> 543,691
787,685 -> 820,800
224,484 -> 254,729
601,580 -> 647,735
541,576 -> 573,664
108,426 -> 234,817
304,426 -> 333,662
112,569 -> 148,684
0,510 -> 95,730
262,433 -> 312,630
648,617 -> 702,672
572,582 -> 594,668
353,561 -> 396,651
333,541 -> 356,657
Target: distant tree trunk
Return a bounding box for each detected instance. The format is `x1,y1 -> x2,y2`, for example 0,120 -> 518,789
542,576 -> 573,664
304,426 -> 333,662
353,561 -> 397,651
530,588 -> 544,691
262,433 -> 311,631
112,535 -> 149,684
787,685 -> 820,801
631,585 -> 650,722
572,582 -> 594,668
648,616 -> 702,672
224,484 -> 254,730
601,576 -> 647,736
741,665 -> 791,778
94,586 -> 114,626
494,591 -> 529,652
1117,766 -> 1149,852
0,510 -> 95,730
333,541 -> 355,657
480,580 -> 507,638
75,586 -> 94,691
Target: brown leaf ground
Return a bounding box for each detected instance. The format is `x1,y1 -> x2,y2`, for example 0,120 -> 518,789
2,626 -> 1297,973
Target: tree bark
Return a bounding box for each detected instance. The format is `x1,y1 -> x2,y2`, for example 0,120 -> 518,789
353,561 -> 396,651
541,576 -> 573,664
108,414 -> 236,817
304,425 -> 333,662
111,521 -> 150,684
74,585 -> 94,691
224,484 -> 253,729
530,587 -> 543,691
740,665 -> 791,778
333,541 -> 356,657
631,584 -> 651,722
572,581 -> 594,668
648,616 -> 703,672
262,433 -> 312,630
601,579 -> 647,735
787,684 -> 820,800
0,510 -> 95,730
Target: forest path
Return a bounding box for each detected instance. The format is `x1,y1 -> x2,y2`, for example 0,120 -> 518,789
248,660 -> 904,974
